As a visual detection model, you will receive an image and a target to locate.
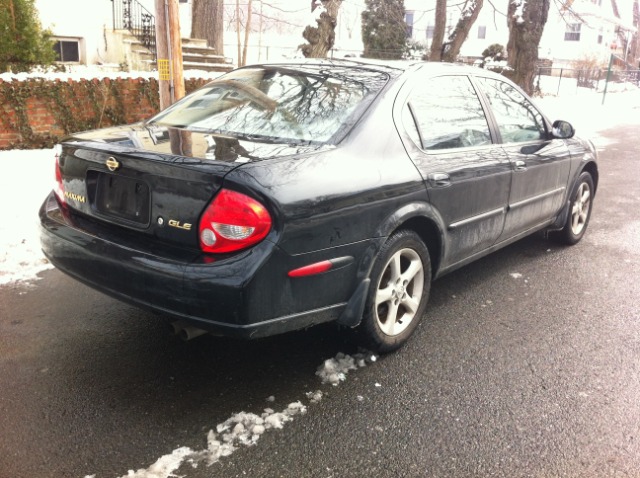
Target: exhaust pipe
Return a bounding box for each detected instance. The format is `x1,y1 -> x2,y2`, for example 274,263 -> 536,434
180,325 -> 208,341
170,321 -> 209,341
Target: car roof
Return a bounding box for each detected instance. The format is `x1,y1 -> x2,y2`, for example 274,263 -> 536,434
239,59 -> 504,79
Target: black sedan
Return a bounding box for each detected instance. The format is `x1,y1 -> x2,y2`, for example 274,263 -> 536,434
40,61 -> 598,352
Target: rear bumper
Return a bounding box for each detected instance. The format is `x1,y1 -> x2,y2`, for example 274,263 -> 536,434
40,193 -> 365,338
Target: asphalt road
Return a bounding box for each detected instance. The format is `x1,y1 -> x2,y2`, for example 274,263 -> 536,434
1,124 -> 639,478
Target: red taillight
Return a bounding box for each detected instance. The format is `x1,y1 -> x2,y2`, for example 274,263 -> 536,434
199,189 -> 272,253
53,145 -> 65,205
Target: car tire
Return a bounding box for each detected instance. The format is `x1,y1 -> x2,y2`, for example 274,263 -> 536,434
552,172 -> 594,245
356,230 -> 431,353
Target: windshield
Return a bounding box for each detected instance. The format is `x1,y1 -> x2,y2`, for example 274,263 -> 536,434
148,65 -> 389,144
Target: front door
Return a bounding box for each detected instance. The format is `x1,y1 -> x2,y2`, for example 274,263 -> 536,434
474,77 -> 572,239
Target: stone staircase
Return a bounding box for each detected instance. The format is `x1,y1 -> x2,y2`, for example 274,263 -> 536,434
122,32 -> 234,73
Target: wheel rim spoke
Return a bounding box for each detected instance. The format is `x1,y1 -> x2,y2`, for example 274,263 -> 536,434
389,254 -> 402,282
401,259 -> 422,283
581,189 -> 590,203
572,211 -> 581,231
382,301 -> 400,335
402,295 -> 419,314
376,285 -> 394,306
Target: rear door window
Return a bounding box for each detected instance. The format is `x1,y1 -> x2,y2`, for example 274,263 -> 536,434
405,75 -> 492,151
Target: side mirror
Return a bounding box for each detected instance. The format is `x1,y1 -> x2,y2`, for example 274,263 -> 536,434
551,120 -> 575,139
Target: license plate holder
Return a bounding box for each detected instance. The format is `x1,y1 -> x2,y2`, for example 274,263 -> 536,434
95,173 -> 150,225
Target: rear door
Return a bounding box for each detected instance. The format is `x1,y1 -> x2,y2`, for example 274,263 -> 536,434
400,74 -> 511,267
473,77 -> 572,239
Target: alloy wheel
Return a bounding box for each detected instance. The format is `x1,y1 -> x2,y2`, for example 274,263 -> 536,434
571,181 -> 591,236
374,248 -> 424,336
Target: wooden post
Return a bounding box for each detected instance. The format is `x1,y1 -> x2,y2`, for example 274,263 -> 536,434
154,0 -> 171,111
168,0 -> 185,103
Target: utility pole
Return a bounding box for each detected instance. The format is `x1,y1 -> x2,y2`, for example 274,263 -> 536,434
154,0 -> 185,108
168,0 -> 186,102
154,0 -> 171,110
154,0 -> 190,155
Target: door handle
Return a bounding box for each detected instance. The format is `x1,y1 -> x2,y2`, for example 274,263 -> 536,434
427,172 -> 451,187
514,160 -> 527,171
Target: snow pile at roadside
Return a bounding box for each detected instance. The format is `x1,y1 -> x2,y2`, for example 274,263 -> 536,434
118,401 -> 308,478
108,352 -> 375,478
120,447 -> 193,478
0,149 -> 54,286
316,351 -> 377,385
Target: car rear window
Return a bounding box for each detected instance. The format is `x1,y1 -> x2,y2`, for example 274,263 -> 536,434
149,65 -> 390,144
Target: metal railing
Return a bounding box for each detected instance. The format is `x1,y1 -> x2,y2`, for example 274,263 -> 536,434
535,67 -> 640,96
112,0 -> 156,57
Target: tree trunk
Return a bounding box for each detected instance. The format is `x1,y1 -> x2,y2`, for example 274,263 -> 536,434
191,0 -> 224,55
299,0 -> 342,58
8,0 -> 16,33
442,0 -> 484,62
429,0 -> 447,61
236,0 -> 242,66
242,0 -> 252,66
506,0 -> 550,95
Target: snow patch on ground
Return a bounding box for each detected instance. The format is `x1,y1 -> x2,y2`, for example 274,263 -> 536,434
106,352 -> 376,478
115,401 -> 307,478
121,447 -> 193,478
0,149 -> 54,286
306,390 -> 324,403
316,351 -> 377,385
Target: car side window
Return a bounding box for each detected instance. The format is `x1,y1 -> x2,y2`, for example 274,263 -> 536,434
476,77 -> 546,143
405,75 -> 492,151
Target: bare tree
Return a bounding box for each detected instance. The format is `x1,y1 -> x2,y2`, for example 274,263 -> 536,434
429,0 -> 447,60
442,0 -> 484,61
506,0 -> 550,95
191,0 -> 224,55
632,0 -> 640,65
300,0 -> 342,58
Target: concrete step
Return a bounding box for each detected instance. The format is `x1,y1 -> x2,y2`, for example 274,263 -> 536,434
181,37 -> 208,48
147,60 -> 233,72
182,52 -> 232,65
182,45 -> 226,57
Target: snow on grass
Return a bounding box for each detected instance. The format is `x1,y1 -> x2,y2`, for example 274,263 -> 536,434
0,149 -> 54,286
